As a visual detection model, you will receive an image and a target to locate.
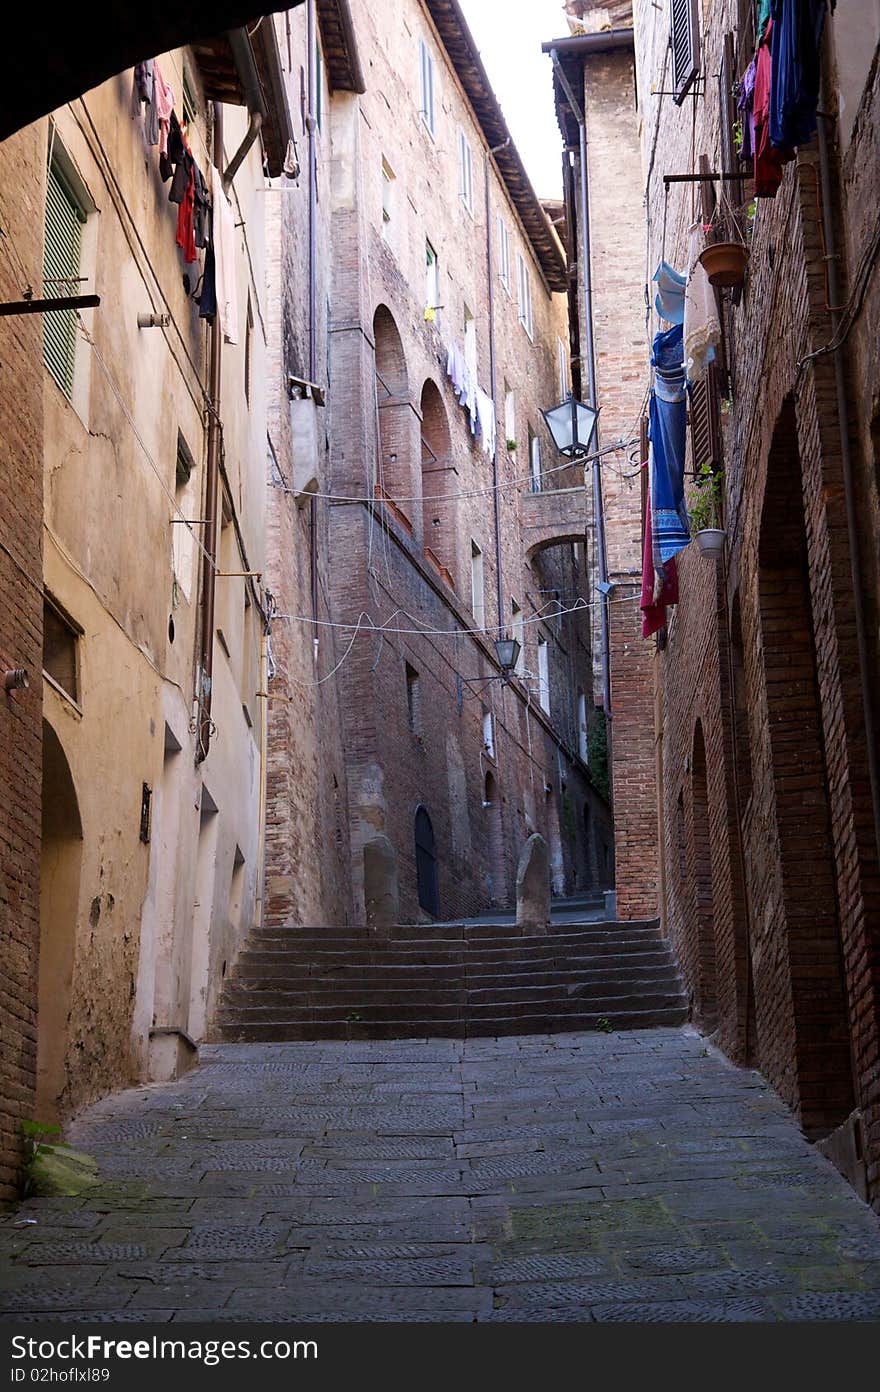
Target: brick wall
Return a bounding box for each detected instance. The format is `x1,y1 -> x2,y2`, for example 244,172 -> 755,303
631,0 -> 880,1205
0,124 -> 44,1199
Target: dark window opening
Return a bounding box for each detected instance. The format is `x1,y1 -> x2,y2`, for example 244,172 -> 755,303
43,596 -> 80,703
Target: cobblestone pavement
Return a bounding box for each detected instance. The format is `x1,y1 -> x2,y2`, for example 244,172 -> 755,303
3,1027 -> 880,1322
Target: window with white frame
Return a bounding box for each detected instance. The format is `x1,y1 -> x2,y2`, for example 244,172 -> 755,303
537,635 -> 550,713
504,385 -> 516,449
425,239 -> 439,314
516,251 -> 533,337
482,709 -> 495,759
470,541 -> 485,629
557,337 -> 569,400
381,157 -> 395,232
511,598 -> 525,676
418,38 -> 435,136
497,216 -> 511,293
528,429 -> 541,493
458,129 -> 474,215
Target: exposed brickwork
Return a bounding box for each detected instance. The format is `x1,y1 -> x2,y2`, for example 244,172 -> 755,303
0,125 -> 44,1199
626,0 -> 880,1205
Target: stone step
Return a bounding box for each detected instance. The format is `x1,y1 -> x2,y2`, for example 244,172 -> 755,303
235,933 -> 665,967
216,1004 -> 689,1043
247,918 -> 660,945
222,967 -> 684,1005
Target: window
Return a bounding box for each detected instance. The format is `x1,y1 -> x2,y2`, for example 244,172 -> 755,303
315,33 -> 324,131
425,239 -> 439,314
381,157 -> 395,232
458,129 -> 474,214
577,691 -> 589,763
511,599 -> 525,676
504,385 -> 516,449
529,429 -> 541,493
406,662 -> 421,733
537,635 -> 550,713
43,595 -> 80,703
516,252 -> 533,338
173,432 -> 197,602
43,160 -> 86,399
418,38 -> 435,136
464,307 -> 477,380
244,294 -> 253,404
558,337 -> 569,400
671,0 -> 701,105
470,541 -> 485,629
182,66 -> 198,128
482,709 -> 495,760
497,217 -> 511,293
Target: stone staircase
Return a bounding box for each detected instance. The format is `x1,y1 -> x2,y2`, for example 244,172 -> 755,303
215,898 -> 689,1041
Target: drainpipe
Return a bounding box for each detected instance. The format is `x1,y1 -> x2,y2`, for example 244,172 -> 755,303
224,29 -> 266,190
816,108 -> 880,876
551,50 -> 610,718
307,0 -> 320,645
196,101 -> 224,765
485,138 -> 509,639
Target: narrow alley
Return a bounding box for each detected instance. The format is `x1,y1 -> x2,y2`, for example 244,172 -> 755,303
4,1028 -> 880,1322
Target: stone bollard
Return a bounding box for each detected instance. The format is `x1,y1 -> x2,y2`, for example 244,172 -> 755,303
364,835 -> 399,936
515,833 -> 550,936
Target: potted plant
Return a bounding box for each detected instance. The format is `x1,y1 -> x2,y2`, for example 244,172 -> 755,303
506,437 -> 517,452
699,189 -> 750,288
688,463 -> 726,559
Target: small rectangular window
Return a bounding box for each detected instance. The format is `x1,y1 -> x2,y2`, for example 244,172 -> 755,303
43,161 -> 86,399
464,307 -> 477,380
517,252 -> 533,338
504,385 -> 516,449
470,541 -> 485,630
182,66 -> 198,128
528,429 -> 541,494
43,595 -> 80,703
381,157 -> 395,230
511,598 -> 525,676
418,38 -> 435,136
537,635 -> 550,714
426,239 -> 439,315
482,709 -> 495,760
557,337 -> 569,400
497,217 -> 511,293
458,129 -> 474,214
671,0 -> 701,105
578,690 -> 589,763
406,662 -> 421,733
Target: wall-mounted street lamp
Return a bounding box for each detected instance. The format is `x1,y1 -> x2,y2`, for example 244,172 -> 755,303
457,636 -> 522,715
542,392 -> 600,459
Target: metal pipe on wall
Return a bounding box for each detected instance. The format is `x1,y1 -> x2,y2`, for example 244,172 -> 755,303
816,108 -> 880,877
307,0 -> 320,643
484,140 -> 508,641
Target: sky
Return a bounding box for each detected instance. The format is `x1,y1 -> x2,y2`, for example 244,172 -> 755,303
458,0 -> 570,201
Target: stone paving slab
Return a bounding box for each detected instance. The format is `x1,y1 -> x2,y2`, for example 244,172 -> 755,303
3,1026 -> 880,1322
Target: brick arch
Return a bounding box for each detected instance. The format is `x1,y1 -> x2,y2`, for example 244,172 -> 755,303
757,396 -> 854,1136
373,305 -> 412,519
690,718 -> 718,1030
420,378 -> 457,589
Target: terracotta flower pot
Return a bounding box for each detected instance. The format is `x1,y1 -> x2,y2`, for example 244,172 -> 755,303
699,241 -> 750,288
694,528 -> 726,560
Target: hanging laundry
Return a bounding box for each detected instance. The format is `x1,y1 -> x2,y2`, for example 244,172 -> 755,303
753,22 -> 793,197
683,224 -> 720,385
152,61 -> 175,159
737,55 -> 757,165
160,112 -> 185,182
769,0 -> 828,152
757,0 -> 772,43
131,60 -> 158,143
653,261 -> 687,325
175,160 -> 197,264
475,386 -> 496,459
445,343 -> 467,400
196,238 -> 218,323
210,164 -> 239,344
192,164 -> 210,250
649,323 -> 690,566
640,489 -> 679,639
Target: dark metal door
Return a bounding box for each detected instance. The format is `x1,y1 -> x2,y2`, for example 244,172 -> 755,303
414,805 -> 440,918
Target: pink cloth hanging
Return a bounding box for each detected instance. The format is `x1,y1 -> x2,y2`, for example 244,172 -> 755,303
641,487 -> 679,639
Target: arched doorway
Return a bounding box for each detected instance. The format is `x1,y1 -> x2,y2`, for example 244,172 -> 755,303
758,397 -> 854,1135
414,805 -> 440,918
420,379 -> 456,589
38,721 -> 83,1122
484,772 -> 506,906
373,305 -> 411,518
691,721 -> 718,1030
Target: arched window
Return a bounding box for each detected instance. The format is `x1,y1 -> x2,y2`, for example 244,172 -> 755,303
373,305 -> 412,521
420,379 -> 456,589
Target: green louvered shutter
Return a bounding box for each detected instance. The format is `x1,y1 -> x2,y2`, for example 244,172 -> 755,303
43,163 -> 85,398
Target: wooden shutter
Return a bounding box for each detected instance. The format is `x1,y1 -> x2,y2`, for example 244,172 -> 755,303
43,163 -> 84,398
719,33 -> 744,216
689,361 -> 723,476
671,0 -> 701,105
736,0 -> 757,68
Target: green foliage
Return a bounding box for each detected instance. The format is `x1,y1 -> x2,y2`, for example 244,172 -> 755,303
596,1017 -> 613,1033
587,709 -> 610,803
687,464 -> 724,534
20,1119 -> 99,1198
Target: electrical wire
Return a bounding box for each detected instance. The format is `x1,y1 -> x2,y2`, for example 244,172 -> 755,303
271,591 -> 641,639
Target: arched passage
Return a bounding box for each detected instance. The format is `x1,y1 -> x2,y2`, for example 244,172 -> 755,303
420,379 -> 457,589
484,772 -> 506,906
373,305 -> 412,521
690,721 -> 718,1030
38,721 -> 83,1122
414,805 -> 440,918
758,397 -> 854,1135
